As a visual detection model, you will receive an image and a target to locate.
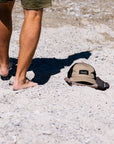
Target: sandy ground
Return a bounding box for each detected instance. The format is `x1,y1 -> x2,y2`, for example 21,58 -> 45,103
0,0 -> 114,144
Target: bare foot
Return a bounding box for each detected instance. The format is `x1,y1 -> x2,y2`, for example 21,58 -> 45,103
0,63 -> 12,77
13,79 -> 38,91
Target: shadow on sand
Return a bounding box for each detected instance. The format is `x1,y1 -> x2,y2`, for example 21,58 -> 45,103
8,51 -> 91,84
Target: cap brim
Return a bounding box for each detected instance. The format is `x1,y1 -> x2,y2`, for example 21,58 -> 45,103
65,77 -> 110,91
70,76 -> 96,85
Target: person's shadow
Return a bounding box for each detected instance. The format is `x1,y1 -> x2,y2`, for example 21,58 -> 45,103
9,51 -> 91,85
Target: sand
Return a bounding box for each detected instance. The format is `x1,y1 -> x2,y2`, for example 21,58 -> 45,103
0,0 -> 114,144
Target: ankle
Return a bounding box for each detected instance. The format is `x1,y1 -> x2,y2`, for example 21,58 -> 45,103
14,75 -> 26,84
0,61 -> 11,67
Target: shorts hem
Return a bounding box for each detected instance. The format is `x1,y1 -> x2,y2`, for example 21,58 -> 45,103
22,4 -> 51,10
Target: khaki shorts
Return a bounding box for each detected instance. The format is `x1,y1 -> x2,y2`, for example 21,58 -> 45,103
21,0 -> 51,10
0,0 -> 51,10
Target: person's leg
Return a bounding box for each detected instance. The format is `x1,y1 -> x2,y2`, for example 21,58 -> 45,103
13,9 -> 43,90
0,1 -> 14,76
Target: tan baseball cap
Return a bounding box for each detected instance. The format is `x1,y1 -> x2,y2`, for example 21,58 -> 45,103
67,63 -> 97,85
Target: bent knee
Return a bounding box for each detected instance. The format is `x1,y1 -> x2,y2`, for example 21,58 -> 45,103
24,9 -> 43,19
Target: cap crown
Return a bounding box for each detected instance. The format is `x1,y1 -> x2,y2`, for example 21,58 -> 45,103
68,63 -> 96,85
